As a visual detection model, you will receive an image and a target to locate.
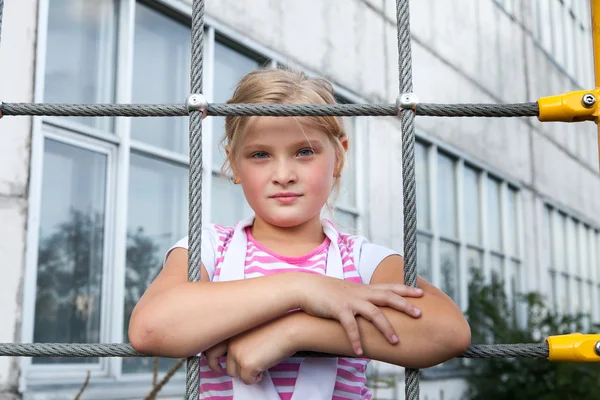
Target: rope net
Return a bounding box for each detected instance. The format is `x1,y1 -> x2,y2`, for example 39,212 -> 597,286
0,0 -> 594,399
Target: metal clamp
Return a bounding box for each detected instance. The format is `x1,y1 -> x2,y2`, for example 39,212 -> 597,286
186,94 -> 208,119
547,333 -> 600,363
538,89 -> 600,122
396,93 -> 419,116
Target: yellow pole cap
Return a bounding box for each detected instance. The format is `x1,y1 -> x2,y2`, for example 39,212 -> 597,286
547,333 -> 600,363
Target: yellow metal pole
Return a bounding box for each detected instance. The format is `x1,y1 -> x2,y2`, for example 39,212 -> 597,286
591,0 -> 600,167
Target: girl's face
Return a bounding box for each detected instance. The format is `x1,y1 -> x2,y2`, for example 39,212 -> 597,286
231,116 -> 345,229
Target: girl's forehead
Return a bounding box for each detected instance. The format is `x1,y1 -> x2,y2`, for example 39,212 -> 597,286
242,117 -> 328,144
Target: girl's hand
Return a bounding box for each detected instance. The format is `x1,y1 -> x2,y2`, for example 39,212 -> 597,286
296,274 -> 423,356
205,318 -> 296,385
204,340 -> 228,373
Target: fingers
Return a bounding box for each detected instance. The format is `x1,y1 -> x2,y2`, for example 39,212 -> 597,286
368,290 -> 421,318
239,364 -> 264,385
205,342 -> 228,373
207,353 -> 223,373
338,312 -> 363,356
372,283 -> 424,298
226,353 -> 239,378
353,302 -> 399,345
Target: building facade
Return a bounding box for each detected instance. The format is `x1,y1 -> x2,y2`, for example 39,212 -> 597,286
0,0 -> 599,399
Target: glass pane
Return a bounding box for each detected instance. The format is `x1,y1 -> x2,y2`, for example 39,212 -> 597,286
566,218 -> 578,276
554,212 -> 566,273
44,0 -> 117,131
506,188 -> 519,256
549,269 -> 558,311
338,117 -> 357,208
211,174 -> 253,226
439,241 -> 459,303
487,177 -> 502,252
417,235 -> 431,283
490,254 -> 504,287
580,225 -> 589,279
437,153 -> 456,238
584,282 -> 593,328
131,3 -> 191,154
544,205 -> 553,267
466,248 -> 483,277
34,139 -> 107,364
212,43 -> 261,171
463,166 -> 480,245
509,260 -> 520,323
123,153 -> 188,374
415,141 -> 429,230
558,274 -> 570,315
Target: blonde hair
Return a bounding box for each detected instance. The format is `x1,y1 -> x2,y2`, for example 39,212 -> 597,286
220,66 -> 348,200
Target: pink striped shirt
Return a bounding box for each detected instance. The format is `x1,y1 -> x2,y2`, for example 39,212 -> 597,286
167,221 -> 399,399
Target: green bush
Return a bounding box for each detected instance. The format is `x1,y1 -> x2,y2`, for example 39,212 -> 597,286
464,268 -> 600,400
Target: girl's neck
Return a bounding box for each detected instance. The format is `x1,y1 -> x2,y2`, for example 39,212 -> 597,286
250,214 -> 325,246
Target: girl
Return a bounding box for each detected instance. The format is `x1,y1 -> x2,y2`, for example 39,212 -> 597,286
129,67 -> 471,399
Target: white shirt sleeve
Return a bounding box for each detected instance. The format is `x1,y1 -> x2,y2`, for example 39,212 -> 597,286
163,225 -> 218,280
355,239 -> 402,284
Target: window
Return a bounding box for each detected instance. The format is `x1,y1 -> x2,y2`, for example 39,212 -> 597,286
417,141 -> 521,309
416,140 -> 522,375
25,0 -> 366,392
544,204 -> 599,327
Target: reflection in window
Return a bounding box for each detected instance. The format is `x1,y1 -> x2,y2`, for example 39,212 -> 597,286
34,139 -> 107,364
506,187 -> 519,256
415,142 -> 429,230
467,248 -> 483,272
212,43 -> 261,170
437,154 -> 456,238
44,0 -> 117,131
463,166 -> 480,245
417,235 -> 431,283
131,3 -> 191,153
490,254 -> 504,286
123,153 -> 188,374
487,177 -> 502,252
211,44 -> 260,224
439,241 -> 459,302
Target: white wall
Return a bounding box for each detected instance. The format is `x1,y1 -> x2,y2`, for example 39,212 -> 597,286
0,0 -> 38,398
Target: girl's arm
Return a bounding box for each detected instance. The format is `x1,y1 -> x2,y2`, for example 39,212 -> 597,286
284,254 -> 471,368
128,248 -> 422,359
128,248 -> 303,358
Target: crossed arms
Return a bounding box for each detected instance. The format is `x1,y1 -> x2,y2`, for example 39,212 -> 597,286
129,248 -> 471,383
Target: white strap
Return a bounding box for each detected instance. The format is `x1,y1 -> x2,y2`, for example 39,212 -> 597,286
217,217 -> 341,399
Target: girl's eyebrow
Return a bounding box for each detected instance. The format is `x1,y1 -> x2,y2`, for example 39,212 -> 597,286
244,139 -> 325,150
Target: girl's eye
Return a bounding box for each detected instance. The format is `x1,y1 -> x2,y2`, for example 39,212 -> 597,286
297,148 -> 314,157
251,152 -> 269,159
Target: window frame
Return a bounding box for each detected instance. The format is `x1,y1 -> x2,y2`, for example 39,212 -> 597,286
415,134 -> 524,379
22,0 -> 369,393
543,200 -> 600,326
416,135 -> 524,313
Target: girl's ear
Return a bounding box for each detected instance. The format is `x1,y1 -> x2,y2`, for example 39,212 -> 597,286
225,145 -> 241,184
339,135 -> 349,152
334,135 -> 349,177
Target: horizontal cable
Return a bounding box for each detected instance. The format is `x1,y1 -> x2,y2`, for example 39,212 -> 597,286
0,342 -> 548,359
1,102 -> 540,118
